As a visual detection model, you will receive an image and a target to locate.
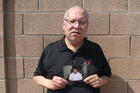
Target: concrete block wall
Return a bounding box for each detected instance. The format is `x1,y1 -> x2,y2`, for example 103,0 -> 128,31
0,0 -> 6,93
0,0 -> 140,93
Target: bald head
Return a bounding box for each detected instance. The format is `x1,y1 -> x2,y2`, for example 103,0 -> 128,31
63,6 -> 89,22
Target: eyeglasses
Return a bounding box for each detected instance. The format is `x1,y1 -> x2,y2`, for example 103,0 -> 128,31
64,19 -> 87,26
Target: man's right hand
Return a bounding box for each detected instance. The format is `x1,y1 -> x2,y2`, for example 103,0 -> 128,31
46,76 -> 68,90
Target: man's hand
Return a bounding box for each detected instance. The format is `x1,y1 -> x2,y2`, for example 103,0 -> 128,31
46,76 -> 68,90
84,74 -> 102,88
84,74 -> 110,88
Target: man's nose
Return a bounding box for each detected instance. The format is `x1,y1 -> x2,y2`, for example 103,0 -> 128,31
73,21 -> 81,29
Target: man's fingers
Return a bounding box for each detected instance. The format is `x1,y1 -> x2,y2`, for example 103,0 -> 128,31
49,76 -> 69,90
90,80 -> 101,88
84,74 -> 102,88
88,78 -> 98,84
49,81 -> 64,90
84,74 -> 98,83
53,76 -> 68,85
52,76 -> 68,88
53,82 -> 65,89
90,80 -> 99,85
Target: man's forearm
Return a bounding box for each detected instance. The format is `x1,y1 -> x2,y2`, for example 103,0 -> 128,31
33,75 -> 68,90
33,76 -> 51,88
100,76 -> 111,86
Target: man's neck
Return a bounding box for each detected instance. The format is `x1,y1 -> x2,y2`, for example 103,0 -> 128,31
65,37 -> 83,53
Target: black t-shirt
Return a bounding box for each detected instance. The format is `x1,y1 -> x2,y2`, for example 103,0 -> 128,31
34,37 -> 112,93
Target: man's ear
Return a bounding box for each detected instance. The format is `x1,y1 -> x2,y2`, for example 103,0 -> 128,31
61,20 -> 65,29
62,20 -> 66,27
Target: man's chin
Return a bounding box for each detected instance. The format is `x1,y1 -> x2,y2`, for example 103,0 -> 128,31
69,37 -> 81,42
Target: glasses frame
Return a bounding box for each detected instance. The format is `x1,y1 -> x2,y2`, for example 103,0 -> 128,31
64,19 -> 88,26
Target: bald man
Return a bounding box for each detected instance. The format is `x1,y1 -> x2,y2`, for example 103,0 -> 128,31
33,6 -> 111,93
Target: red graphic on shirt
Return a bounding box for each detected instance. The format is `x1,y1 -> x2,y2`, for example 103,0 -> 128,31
84,59 -> 92,65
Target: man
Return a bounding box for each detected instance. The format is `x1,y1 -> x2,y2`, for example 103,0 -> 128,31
69,68 -> 83,81
33,6 -> 111,93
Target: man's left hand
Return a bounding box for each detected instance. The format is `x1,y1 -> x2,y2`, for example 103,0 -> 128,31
84,74 -> 102,88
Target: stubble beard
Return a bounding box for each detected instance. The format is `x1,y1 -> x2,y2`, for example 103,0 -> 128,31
67,35 -> 83,45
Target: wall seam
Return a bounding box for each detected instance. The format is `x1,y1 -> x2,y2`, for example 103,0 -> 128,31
3,0 -> 8,93
126,0 -> 128,11
22,14 -> 24,35
109,13 -> 111,35
129,36 -> 132,56
23,58 -> 25,78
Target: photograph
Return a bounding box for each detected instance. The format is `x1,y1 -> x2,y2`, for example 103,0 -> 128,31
63,63 -> 88,82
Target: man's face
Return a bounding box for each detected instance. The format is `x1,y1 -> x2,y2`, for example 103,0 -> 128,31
62,8 -> 88,42
73,68 -> 78,74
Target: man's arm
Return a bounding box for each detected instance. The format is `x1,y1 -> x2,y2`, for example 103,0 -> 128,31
33,76 -> 50,88
99,76 -> 110,87
33,76 -> 68,90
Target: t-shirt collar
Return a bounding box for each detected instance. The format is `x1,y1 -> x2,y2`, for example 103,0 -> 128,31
58,36 -> 69,51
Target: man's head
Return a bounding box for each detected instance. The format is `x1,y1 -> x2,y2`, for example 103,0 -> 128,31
73,68 -> 78,74
62,6 -> 89,43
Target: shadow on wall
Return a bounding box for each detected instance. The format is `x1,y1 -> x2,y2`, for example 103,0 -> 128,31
101,75 -> 134,93
4,0 -> 17,93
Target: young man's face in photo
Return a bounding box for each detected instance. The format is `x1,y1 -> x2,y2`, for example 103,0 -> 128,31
73,68 -> 78,74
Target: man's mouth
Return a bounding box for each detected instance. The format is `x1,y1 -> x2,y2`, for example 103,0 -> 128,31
71,31 -> 81,34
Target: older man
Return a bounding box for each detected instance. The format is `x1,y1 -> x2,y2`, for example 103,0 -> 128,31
33,6 -> 111,93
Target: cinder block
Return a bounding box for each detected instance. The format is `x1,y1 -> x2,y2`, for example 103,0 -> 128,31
128,80 -> 140,93
0,37 -> 4,56
101,79 -> 127,93
44,88 -> 47,93
6,0 -> 38,12
110,58 -> 140,79
5,14 -> 22,35
0,80 -> 6,93
88,36 -> 129,57
131,36 -> 140,56
0,0 -> 2,11
44,35 -> 63,48
0,58 -> 5,79
110,14 -> 140,35
6,58 -> 24,78
88,14 -> 109,34
128,0 -> 140,12
0,13 -> 3,35
84,0 -> 126,11
24,13 -> 64,35
8,79 -> 43,93
24,58 -> 39,78
39,0 -> 82,11
5,35 -> 43,57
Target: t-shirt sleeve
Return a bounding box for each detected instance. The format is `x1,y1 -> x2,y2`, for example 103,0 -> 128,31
97,46 -> 112,77
33,46 -> 48,76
